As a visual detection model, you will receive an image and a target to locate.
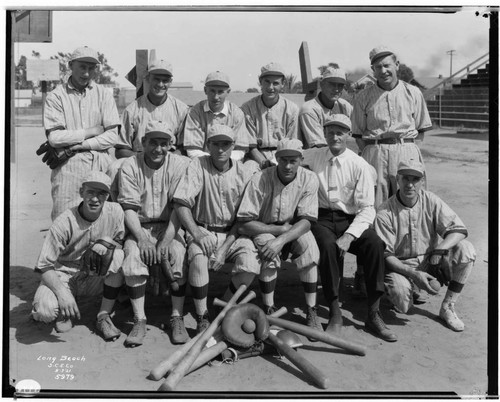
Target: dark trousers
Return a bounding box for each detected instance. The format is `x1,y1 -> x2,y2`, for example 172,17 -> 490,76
310,209 -> 386,305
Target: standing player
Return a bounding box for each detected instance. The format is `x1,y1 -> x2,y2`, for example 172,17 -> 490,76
173,124 -> 260,334
41,46 -> 120,220
352,46 -> 433,207
374,160 -> 476,332
31,172 -> 126,341
302,115 -> 396,341
237,138 -> 323,335
117,121 -> 191,346
241,62 -> 299,169
182,71 -> 251,161
298,66 -> 352,149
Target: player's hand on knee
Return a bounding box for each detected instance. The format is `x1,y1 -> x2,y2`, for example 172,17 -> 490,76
336,233 -> 355,258
260,238 -> 285,261
195,233 -> 216,256
155,239 -> 171,263
138,238 -> 157,266
57,290 -> 81,320
209,250 -> 225,272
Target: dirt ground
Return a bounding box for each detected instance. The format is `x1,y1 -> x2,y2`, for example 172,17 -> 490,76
7,121 -> 491,398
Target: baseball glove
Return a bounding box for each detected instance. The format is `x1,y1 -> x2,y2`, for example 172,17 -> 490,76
426,249 -> 452,286
221,304 -> 270,348
36,141 -> 75,169
82,239 -> 116,276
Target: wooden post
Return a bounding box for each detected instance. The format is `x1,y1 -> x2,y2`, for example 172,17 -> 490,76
298,41 -> 319,101
41,80 -> 47,118
126,49 -> 156,100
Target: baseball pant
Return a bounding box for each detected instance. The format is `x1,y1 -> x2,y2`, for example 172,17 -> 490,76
362,142 -> 425,207
310,209 -> 386,305
385,240 -> 476,313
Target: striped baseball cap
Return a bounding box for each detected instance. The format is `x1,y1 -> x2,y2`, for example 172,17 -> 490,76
321,67 -> 346,84
207,124 -> 235,142
144,120 -> 174,141
82,171 -> 111,193
205,71 -> 230,87
397,159 -> 425,178
323,114 -> 352,131
70,46 -> 99,64
369,46 -> 395,64
149,59 -> 173,76
259,62 -> 286,78
276,138 -> 304,158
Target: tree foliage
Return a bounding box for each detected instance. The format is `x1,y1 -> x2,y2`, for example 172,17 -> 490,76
282,73 -> 302,94
15,50 -> 119,90
317,62 -> 340,76
246,87 -> 259,93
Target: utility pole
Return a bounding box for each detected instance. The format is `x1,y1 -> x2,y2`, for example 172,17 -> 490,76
446,50 -> 456,77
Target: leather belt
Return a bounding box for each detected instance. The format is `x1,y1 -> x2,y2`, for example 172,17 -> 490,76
364,138 -> 415,145
259,146 -> 277,151
196,222 -> 232,233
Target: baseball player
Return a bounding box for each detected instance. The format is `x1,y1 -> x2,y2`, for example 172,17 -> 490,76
173,124 -> 260,334
182,71 -> 252,161
117,120 -> 191,346
302,115 -> 396,342
352,46 -> 433,207
31,172 -> 126,342
374,159 -> 476,332
241,62 -> 299,170
237,138 -> 323,337
298,66 -> 352,149
40,46 -> 120,221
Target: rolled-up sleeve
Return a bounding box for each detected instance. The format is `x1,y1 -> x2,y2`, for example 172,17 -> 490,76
172,158 -> 203,208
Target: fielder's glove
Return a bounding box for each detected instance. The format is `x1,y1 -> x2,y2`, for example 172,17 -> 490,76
426,249 -> 452,286
36,141 -> 75,169
82,239 -> 116,276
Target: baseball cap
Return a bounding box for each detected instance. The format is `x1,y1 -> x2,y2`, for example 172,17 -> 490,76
323,114 -> 352,131
259,62 -> 286,79
207,124 -> 235,142
275,138 -> 304,158
144,120 -> 174,141
369,45 -> 395,64
205,71 -> 230,87
70,46 -> 100,64
321,67 -> 347,84
82,171 -> 111,193
149,59 -> 173,76
397,159 -> 425,178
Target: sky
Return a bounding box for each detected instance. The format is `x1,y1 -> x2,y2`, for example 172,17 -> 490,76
9,5 -> 493,92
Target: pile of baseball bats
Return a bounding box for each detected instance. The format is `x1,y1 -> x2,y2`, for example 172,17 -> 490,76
149,284 -> 367,391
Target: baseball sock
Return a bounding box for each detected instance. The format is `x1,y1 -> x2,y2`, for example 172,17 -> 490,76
223,272 -> 255,302
98,273 -> 124,317
171,281 -> 187,317
191,285 -> 208,316
189,255 -> 210,315
126,276 -> 147,321
299,265 -> 318,307
442,261 -> 473,307
259,267 -> 277,308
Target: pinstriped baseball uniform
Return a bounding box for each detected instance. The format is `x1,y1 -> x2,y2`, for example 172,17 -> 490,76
173,156 -> 260,274
116,94 -> 189,152
44,79 -> 120,221
298,96 -> 353,149
32,202 -> 125,323
118,153 -> 191,278
374,189 -> 476,312
352,80 -> 432,206
182,100 -> 252,154
237,166 -> 320,270
241,95 -> 299,161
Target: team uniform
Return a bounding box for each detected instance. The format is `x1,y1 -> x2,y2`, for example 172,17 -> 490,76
374,189 -> 476,314
118,152 -> 190,280
31,202 -> 125,323
44,79 -> 120,220
241,95 -> 299,162
351,80 -> 432,206
182,100 -> 252,158
298,96 -> 352,149
302,147 -> 386,306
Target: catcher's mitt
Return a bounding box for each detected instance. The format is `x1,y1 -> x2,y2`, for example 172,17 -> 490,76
426,249 -> 452,286
82,239 -> 116,276
221,304 -> 270,348
36,141 -> 75,169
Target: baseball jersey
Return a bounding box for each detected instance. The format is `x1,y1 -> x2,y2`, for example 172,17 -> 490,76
173,156 -> 255,228
241,95 -> 299,149
298,95 -> 353,148
35,202 -> 125,273
374,189 -> 469,259
116,93 -> 189,152
237,166 -> 319,224
351,80 -> 432,140
182,100 -> 252,152
302,147 -> 376,238
117,153 -> 190,223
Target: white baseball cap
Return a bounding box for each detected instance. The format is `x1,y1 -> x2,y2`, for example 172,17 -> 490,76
70,46 -> 100,64
82,171 -> 111,193
205,71 -> 230,87
149,59 -> 173,76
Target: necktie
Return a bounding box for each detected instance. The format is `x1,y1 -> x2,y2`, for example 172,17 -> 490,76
328,158 -> 338,203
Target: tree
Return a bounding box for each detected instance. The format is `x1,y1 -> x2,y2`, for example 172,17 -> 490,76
397,63 -> 415,83
282,73 -> 302,94
317,62 -> 340,76
49,51 -> 119,86
246,88 -> 259,93
15,55 -> 32,90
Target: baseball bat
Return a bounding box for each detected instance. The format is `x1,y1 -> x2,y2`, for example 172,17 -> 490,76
186,304 -> 289,375
160,256 -> 179,292
149,288 -> 256,381
267,332 -> 329,389
213,290 -> 256,308
158,284 -> 248,391
267,316 -> 366,356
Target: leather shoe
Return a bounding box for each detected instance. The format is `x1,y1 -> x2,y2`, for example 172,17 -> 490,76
365,311 -> 397,342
